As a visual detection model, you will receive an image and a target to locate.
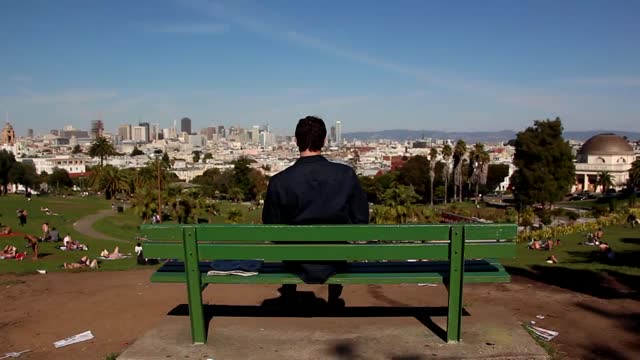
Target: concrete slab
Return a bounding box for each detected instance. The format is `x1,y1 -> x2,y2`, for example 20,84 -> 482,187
119,303 -> 549,360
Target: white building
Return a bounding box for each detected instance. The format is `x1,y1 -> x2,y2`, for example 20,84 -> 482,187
573,133 -> 635,192
25,156 -> 87,175
131,126 -> 148,143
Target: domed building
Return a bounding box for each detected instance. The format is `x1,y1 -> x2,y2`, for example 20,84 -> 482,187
574,133 -> 636,192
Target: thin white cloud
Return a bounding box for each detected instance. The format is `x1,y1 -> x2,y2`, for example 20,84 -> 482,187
147,23 -> 228,34
0,89 -> 118,105
570,76 -> 640,87
9,75 -> 33,84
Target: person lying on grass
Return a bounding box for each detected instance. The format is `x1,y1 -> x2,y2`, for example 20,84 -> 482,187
0,245 -> 17,258
0,224 -> 12,235
100,246 -> 126,259
528,239 -> 554,251
63,256 -> 98,269
62,234 -> 88,250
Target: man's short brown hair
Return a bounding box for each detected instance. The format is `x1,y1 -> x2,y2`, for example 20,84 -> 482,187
295,116 -> 327,152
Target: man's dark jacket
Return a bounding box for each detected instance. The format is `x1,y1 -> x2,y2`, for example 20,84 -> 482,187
262,155 -> 369,283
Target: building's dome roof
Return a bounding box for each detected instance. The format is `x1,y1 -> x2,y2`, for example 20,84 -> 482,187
578,133 -> 634,156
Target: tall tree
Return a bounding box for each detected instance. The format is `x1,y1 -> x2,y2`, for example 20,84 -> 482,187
0,150 -> 17,195
130,146 -> 144,156
397,155 -> 430,202
192,150 -> 202,163
429,147 -> 438,205
90,165 -> 129,200
88,136 -> 117,166
48,168 -> 73,190
469,143 -> 490,204
511,118 -> 575,208
453,140 -> 467,202
597,171 -> 614,192
72,144 -> 82,154
441,144 -> 452,204
9,162 -> 38,191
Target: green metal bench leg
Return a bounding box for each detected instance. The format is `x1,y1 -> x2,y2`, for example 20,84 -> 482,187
446,225 -> 465,343
184,227 -> 207,344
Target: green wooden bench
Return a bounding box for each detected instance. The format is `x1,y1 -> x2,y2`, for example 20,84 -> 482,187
142,223 -> 516,344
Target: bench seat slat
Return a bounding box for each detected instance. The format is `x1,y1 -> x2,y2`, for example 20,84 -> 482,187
150,261 -> 510,284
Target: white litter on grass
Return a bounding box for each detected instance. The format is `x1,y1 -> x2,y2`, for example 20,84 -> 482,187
417,283 -> 438,287
0,349 -> 30,359
54,331 -> 94,348
527,325 -> 558,341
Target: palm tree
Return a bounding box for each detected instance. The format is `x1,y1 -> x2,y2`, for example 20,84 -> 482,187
88,136 -> 117,167
469,143 -> 490,204
598,171 -> 615,193
453,140 -> 467,202
100,166 -> 130,200
629,160 -> 640,188
226,209 -> 244,224
369,205 -> 390,224
382,185 -> 420,223
131,186 -> 157,223
429,147 -> 438,206
228,187 -> 244,203
441,144 -> 452,204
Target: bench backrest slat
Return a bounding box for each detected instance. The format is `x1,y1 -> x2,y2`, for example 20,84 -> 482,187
141,224 -> 516,243
144,242 -> 516,261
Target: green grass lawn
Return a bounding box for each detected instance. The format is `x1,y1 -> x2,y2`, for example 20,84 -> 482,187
92,201 -> 264,241
0,194 -> 140,274
503,224 -> 640,276
4,194 -> 638,280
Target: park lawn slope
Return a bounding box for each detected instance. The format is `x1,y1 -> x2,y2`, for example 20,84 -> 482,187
0,195 -> 140,274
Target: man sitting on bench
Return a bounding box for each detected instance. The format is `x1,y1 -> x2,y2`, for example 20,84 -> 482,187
262,116 -> 369,306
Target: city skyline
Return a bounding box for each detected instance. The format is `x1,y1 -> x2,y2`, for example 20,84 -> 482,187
1,0 -> 639,135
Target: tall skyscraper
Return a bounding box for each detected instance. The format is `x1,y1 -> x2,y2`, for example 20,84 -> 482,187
139,122 -> 150,142
131,126 -> 148,143
335,120 -> 342,145
27,129 -> 34,138
330,126 -> 336,143
251,125 -> 260,144
150,123 -> 160,141
217,125 -> 226,139
181,117 -> 192,135
90,120 -> 104,138
118,125 -> 132,141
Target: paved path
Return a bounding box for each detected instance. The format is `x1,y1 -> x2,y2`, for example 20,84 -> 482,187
73,209 -> 131,243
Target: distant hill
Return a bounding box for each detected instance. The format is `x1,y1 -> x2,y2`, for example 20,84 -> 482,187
343,129 -> 640,143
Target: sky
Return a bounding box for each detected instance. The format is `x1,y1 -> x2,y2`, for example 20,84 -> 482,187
1,0 -> 639,136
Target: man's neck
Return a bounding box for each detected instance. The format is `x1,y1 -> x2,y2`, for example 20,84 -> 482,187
300,150 -> 322,157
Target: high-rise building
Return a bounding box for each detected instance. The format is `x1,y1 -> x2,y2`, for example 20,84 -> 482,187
335,120 -> 342,145
27,129 -> 34,138
131,126 -> 148,143
217,125 -> 225,139
90,120 -> 104,138
150,124 -> 160,141
200,127 -> 217,140
181,117 -> 192,135
330,126 -> 336,143
251,125 -> 260,144
118,125 -> 132,141
139,122 -> 150,142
